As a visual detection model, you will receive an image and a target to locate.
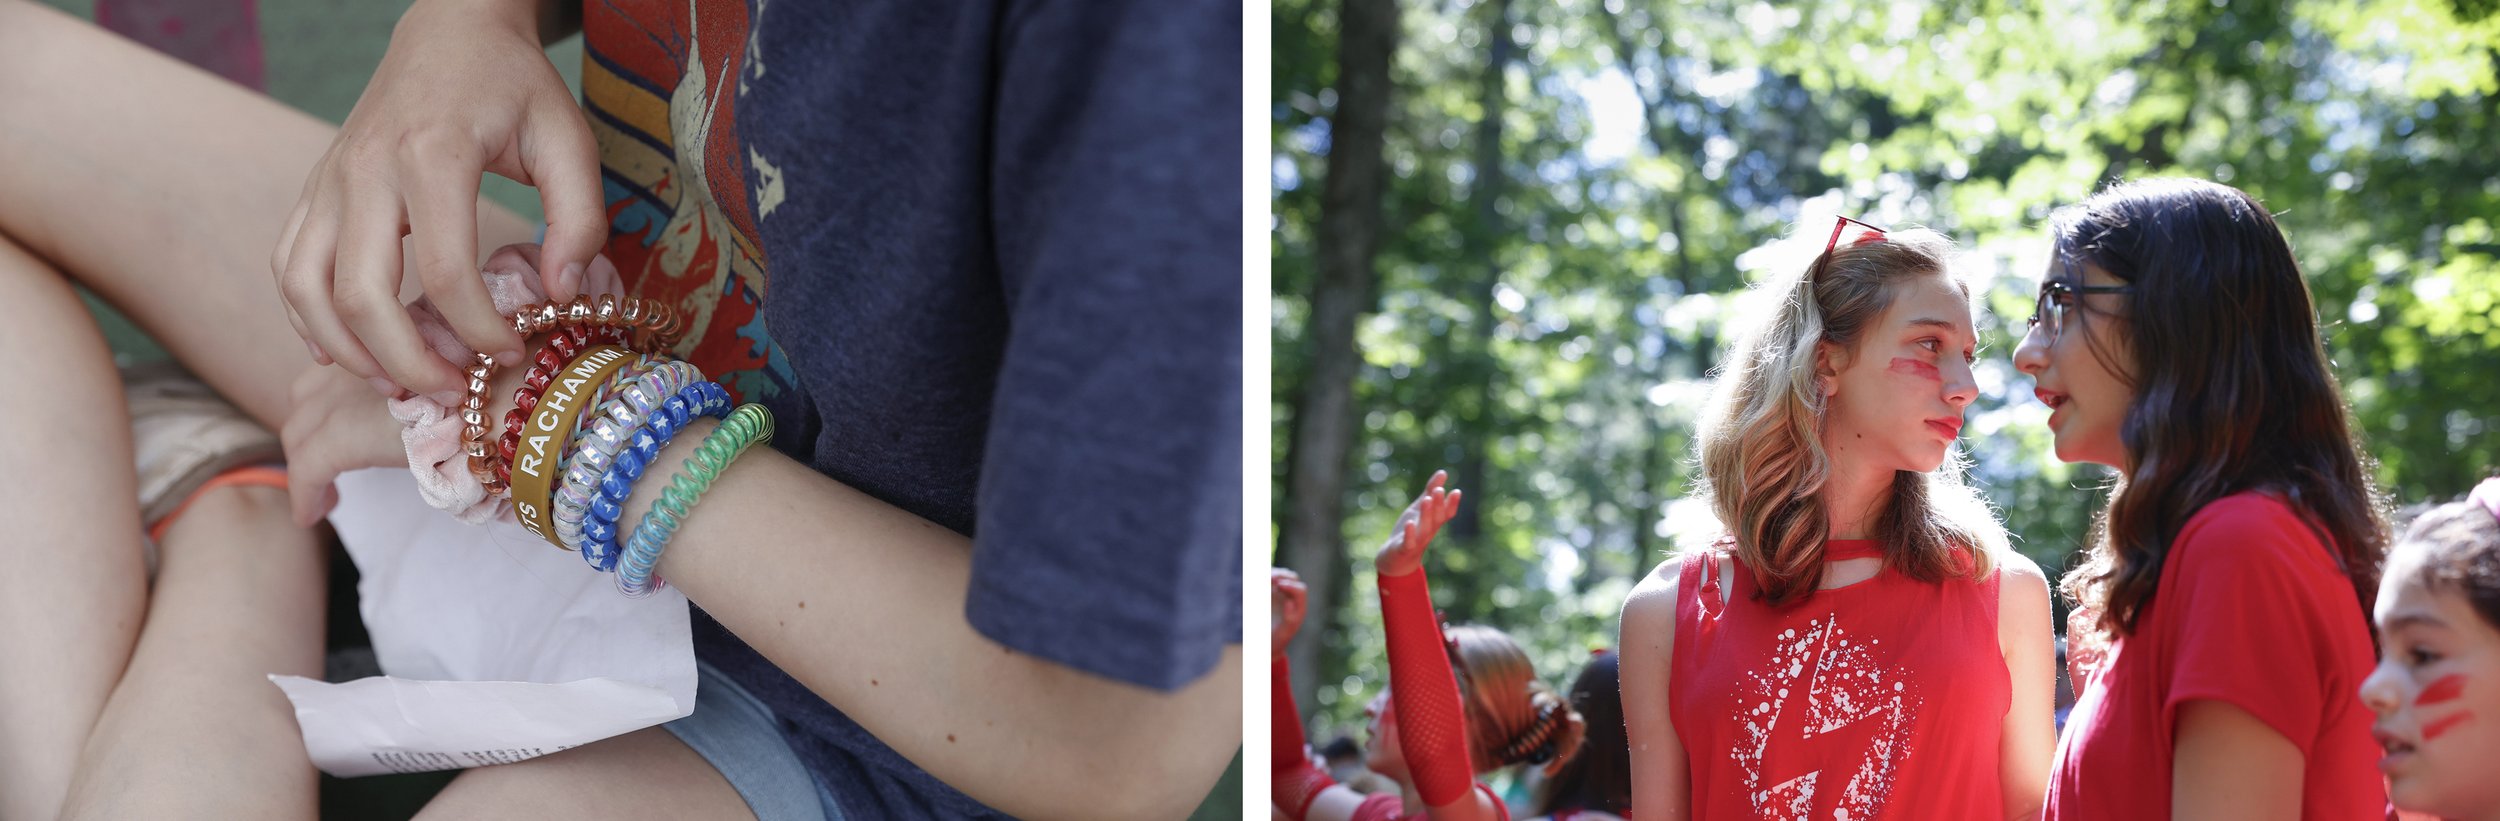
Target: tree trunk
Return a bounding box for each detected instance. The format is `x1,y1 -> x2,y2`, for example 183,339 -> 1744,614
1280,0 -> 1400,717
1446,0 -> 1514,590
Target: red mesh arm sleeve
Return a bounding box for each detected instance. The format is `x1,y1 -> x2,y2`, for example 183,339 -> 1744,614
1273,653 -> 1337,819
1379,567 -> 1475,807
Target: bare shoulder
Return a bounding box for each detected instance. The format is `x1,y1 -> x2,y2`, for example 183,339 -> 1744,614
1621,553 -> 1687,634
1994,549 -> 2055,648
1619,555 -> 1686,684
1996,549 -> 2050,596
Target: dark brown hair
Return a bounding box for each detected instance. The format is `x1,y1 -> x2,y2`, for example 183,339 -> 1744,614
1532,650 -> 1630,818
2050,178 -> 2390,639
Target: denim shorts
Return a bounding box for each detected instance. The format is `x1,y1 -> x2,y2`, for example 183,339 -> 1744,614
661,660 -> 847,821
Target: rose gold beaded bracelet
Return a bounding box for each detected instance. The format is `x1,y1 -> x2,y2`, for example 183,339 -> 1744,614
463,294 -> 687,495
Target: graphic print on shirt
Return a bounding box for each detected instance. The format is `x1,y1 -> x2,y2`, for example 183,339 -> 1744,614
737,0 -> 784,219
1733,615 -> 1920,820
581,0 -> 796,408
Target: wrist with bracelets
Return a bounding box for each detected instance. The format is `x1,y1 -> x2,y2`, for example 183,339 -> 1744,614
462,294 -> 686,496
577,380 -> 733,571
510,345 -> 645,544
617,402 -> 774,597
494,324 -> 630,488
548,360 -> 701,551
547,353 -> 663,549
402,277 -> 770,597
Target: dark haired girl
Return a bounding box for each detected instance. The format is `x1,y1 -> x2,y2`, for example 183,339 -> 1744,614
1526,650 -> 1629,821
2019,177 -> 2391,820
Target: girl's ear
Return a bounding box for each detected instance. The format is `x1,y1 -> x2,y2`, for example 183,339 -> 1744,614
1815,340 -> 1844,398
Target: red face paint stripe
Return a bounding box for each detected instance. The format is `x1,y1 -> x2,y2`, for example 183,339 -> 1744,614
1887,357 -> 1940,380
2424,711 -> 2474,741
2420,674 -> 2468,706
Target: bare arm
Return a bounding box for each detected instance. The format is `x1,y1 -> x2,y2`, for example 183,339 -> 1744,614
608,416 -> 1240,820
1995,555 -> 2056,820
2171,700 -> 2303,820
1621,560 -> 1691,820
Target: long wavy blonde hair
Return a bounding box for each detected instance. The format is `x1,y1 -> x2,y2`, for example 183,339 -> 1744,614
1693,226 -> 2006,606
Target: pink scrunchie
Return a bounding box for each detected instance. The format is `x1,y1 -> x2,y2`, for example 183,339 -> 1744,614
387,244 -> 629,524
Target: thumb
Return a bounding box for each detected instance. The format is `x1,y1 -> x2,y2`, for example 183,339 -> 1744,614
289,458 -> 336,528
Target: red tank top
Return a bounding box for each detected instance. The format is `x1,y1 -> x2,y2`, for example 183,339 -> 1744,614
1670,540 -> 2007,820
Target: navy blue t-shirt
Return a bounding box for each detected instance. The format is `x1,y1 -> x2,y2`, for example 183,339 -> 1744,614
580,0 -> 1241,816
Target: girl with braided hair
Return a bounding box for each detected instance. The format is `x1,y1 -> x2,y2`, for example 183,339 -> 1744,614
1275,471 -> 1587,821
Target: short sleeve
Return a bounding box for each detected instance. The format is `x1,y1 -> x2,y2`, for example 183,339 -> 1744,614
2159,496 -> 2346,754
961,0 -> 1243,690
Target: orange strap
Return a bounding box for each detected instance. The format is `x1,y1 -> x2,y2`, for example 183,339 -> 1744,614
148,465 -> 290,543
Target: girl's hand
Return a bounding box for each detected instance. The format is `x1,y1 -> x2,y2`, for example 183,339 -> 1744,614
273,0 -> 605,397
1271,568 -> 1308,656
1376,469 -> 1462,578
279,362 -> 415,526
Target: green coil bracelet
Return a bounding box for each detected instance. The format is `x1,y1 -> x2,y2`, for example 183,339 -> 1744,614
616,403 -> 774,596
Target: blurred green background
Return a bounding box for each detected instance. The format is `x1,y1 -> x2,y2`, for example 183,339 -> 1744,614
30,2 -> 1242,817
1270,0 -> 2500,773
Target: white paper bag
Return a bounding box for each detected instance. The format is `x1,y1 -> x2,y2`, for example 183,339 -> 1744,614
270,468 -> 698,777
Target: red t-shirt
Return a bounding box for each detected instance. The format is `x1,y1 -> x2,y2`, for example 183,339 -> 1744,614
2044,492 -> 2385,820
1671,540 -> 2009,820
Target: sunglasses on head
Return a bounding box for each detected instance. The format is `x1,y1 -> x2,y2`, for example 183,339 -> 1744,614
1808,215 -> 1889,281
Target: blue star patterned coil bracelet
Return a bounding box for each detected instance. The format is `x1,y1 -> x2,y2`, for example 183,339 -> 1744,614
577,381 -> 733,571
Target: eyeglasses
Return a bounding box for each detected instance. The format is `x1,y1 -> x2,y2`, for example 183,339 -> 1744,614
2026,256 -> 2133,345
1809,215 -> 1890,281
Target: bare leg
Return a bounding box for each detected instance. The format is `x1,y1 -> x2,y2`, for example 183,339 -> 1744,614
412,728 -> 756,821
0,235 -> 147,821
56,482 -> 327,821
0,0 -> 539,431
0,2 -> 532,816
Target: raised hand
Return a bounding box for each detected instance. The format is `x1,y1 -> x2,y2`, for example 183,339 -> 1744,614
1271,568 -> 1308,657
1376,469 -> 1463,579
